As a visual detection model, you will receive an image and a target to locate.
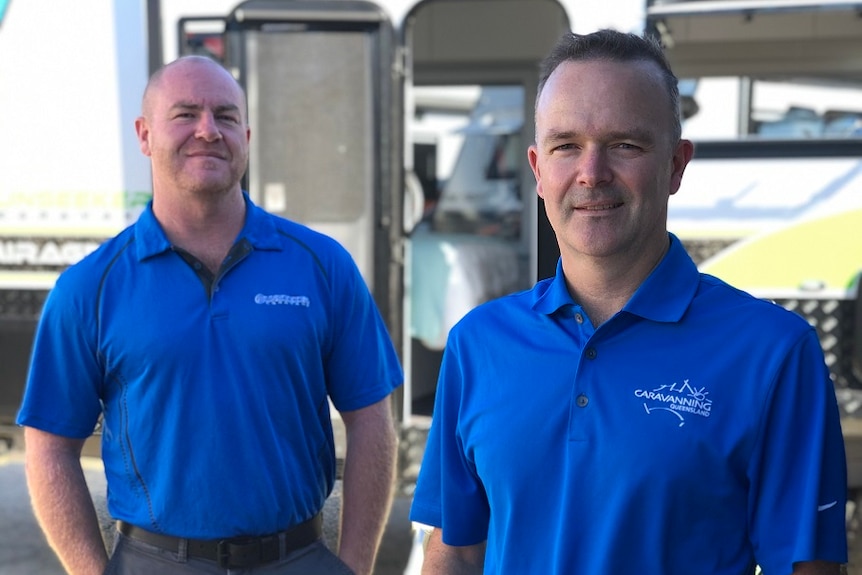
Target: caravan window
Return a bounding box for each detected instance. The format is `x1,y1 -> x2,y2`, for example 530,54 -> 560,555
681,75 -> 862,141
412,85 -> 524,239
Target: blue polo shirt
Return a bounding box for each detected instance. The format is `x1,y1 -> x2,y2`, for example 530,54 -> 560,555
18,194 -> 403,538
410,233 -> 846,574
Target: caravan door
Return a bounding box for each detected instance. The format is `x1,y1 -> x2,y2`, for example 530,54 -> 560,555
179,0 -> 571,426
398,0 -> 569,420
216,0 -> 405,360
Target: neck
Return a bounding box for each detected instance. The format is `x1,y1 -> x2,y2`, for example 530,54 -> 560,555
562,235 -> 669,326
152,188 -> 246,272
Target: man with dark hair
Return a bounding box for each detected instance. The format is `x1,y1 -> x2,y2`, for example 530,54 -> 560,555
410,30 -> 847,574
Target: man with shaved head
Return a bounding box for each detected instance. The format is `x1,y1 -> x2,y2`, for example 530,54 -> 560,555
18,55 -> 402,575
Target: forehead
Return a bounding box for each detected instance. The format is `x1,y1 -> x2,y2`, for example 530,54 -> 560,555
536,59 -> 670,135
148,60 -> 245,112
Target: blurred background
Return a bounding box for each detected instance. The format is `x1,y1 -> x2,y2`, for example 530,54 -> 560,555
1,1 -> 860,572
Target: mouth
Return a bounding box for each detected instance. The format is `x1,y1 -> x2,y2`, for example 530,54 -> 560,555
187,150 -> 226,160
574,202 -> 623,212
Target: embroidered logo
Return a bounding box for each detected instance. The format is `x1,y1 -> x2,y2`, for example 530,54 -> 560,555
634,379 -> 712,427
254,293 -> 311,307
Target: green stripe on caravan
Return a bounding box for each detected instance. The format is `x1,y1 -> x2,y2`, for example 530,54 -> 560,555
700,207 -> 862,294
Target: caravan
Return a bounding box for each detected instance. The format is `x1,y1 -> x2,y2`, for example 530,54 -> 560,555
171,0 -> 862,491
1,0 -> 861,495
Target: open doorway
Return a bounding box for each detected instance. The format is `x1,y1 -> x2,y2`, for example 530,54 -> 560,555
401,0 -> 569,417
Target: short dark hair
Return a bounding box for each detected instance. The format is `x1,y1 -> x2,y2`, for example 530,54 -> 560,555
537,29 -> 682,142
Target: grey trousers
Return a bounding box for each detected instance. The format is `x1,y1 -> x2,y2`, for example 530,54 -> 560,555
104,532 -> 356,575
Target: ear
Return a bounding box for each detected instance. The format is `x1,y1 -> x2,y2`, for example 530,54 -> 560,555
669,139 -> 694,196
134,116 -> 152,157
527,144 -> 545,199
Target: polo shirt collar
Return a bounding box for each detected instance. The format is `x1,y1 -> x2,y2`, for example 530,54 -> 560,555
533,233 -> 699,324
134,202 -> 171,260
237,193 -> 283,251
134,192 -> 283,261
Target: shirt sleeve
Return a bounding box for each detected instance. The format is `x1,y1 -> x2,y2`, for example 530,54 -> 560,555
409,334 -> 490,546
16,274 -> 104,438
748,328 -> 848,572
323,245 -> 403,412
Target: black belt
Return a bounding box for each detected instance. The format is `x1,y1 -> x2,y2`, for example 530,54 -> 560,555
117,514 -> 322,568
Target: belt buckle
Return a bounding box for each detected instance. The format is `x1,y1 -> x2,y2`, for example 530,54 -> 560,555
217,537 -> 260,569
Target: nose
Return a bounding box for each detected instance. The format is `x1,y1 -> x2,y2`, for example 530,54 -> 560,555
576,146 -> 612,189
195,112 -> 222,142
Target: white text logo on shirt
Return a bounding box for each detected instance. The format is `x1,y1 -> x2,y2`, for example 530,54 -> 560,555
634,379 -> 712,427
254,294 -> 311,307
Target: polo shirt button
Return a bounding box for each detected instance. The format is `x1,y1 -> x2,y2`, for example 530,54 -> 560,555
574,312 -> 584,324
576,394 -> 589,408
585,348 -> 597,360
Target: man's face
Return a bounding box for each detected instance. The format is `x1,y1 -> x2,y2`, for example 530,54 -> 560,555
528,59 -> 692,263
135,59 -> 250,198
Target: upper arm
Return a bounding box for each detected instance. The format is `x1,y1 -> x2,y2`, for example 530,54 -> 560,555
338,396 -> 397,468
339,396 -> 394,433
24,426 -> 87,458
22,427 -> 88,494
791,561 -> 845,575
422,528 -> 486,575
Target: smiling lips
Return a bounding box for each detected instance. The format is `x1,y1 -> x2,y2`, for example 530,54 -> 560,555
576,202 -> 623,211
187,149 -> 226,159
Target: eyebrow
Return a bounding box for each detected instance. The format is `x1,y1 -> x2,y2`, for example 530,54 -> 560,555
542,127 -> 656,145
541,129 -> 577,144
170,101 -> 242,115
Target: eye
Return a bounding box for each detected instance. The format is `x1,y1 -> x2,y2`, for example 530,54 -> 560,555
612,142 -> 645,154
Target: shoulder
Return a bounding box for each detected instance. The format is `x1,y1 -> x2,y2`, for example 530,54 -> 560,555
36,227 -> 137,321
53,226 -> 137,291
448,285 -> 538,343
259,213 -> 366,294
695,273 -> 814,337
267,214 -> 355,264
